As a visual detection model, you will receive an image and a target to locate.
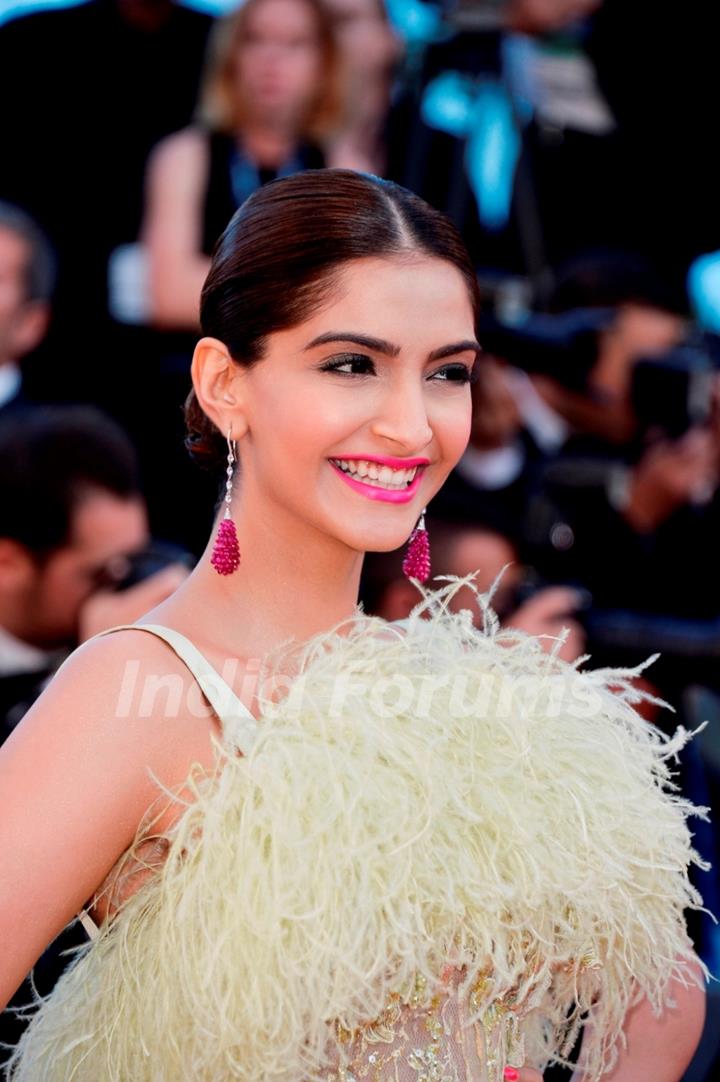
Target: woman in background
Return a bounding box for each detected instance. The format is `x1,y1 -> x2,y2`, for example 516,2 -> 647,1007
324,0 -> 402,174
143,0 -> 340,330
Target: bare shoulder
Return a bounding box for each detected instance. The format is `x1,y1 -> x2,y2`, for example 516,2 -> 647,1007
146,125 -> 209,185
14,628 -> 222,784
143,127 -> 210,252
0,629 -> 222,1008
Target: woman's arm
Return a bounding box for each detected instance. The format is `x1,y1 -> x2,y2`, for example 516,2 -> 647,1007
571,966 -> 707,1082
141,127 -> 212,330
0,632 -> 219,1010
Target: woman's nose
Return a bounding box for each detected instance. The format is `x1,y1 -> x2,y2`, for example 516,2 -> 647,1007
369,385 -> 433,452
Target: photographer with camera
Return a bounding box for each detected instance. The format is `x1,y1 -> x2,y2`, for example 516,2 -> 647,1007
482,253 -> 720,678
0,405 -> 192,747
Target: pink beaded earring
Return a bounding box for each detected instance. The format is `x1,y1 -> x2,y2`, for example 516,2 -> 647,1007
210,426 -> 241,575
402,507 -> 431,583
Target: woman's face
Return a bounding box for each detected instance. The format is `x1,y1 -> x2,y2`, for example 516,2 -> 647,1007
231,255 -> 478,553
234,0 -> 324,125
325,0 -> 401,79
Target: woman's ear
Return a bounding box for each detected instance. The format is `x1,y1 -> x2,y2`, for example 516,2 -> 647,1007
0,538 -> 37,591
191,336 -> 249,438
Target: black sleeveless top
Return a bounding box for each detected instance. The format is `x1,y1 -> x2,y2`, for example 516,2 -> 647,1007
201,129 -> 326,255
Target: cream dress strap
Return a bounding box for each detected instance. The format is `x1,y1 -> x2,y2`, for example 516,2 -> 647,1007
75,621 -> 260,940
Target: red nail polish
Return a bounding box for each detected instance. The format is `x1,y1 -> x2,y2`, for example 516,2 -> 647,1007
504,1069 -> 519,1082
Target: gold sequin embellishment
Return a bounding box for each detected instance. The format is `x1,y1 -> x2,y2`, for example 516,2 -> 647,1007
320,968 -> 526,1082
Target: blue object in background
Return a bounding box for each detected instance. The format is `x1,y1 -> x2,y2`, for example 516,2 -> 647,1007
688,251 -> 720,336
0,0 -> 82,23
465,81 -> 520,231
421,70 -> 520,231
421,69 -> 475,139
384,0 -> 441,46
0,0 -> 237,26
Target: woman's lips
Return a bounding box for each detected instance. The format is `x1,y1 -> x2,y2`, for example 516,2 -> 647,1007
329,460 -> 426,503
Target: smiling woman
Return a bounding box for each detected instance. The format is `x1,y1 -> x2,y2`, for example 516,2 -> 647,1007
0,171 -> 707,1082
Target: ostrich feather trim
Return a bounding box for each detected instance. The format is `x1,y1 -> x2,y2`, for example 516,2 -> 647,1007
5,576 -> 709,1080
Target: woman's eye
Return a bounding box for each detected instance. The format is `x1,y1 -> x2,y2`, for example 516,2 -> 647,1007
318,357 -> 477,382
430,364 -> 476,384
319,354 -> 375,376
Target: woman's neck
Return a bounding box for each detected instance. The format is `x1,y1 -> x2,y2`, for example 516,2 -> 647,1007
239,123 -> 298,169
155,510 -> 365,662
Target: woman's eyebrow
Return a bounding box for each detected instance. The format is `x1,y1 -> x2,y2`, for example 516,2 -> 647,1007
428,340 -> 481,361
304,332 -> 400,355
303,332 -> 481,361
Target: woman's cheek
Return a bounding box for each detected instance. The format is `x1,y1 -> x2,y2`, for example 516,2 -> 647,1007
437,395 -> 472,464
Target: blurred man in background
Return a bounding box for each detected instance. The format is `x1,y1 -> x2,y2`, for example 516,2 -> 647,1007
0,405 -> 189,746
0,202 -> 55,413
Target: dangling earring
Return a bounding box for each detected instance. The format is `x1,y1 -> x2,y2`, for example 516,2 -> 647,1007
402,507 -> 431,583
211,426 -> 241,575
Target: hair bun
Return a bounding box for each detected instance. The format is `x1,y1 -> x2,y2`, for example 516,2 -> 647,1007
183,388 -> 226,471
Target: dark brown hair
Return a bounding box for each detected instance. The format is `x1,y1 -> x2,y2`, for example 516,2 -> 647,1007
185,169 -> 480,471
0,404 -> 140,561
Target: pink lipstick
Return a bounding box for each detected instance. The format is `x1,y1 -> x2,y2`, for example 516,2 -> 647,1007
328,456 -> 429,504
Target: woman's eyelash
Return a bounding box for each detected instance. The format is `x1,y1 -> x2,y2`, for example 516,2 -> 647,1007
433,363 -> 478,384
318,356 -> 477,383
318,354 -> 374,376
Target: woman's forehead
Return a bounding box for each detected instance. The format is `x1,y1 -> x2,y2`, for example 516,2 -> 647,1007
308,256 -> 474,325
260,257 -> 476,354
244,0 -> 321,30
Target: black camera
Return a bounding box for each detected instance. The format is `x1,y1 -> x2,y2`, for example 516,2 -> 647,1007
631,339 -> 720,439
480,306 -> 720,439
478,308 -> 616,392
107,540 -> 195,592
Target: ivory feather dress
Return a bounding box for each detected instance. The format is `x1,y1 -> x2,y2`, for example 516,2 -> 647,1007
4,577 -> 708,1081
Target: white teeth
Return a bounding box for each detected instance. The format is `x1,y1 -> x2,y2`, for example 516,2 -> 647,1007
331,459 -> 420,490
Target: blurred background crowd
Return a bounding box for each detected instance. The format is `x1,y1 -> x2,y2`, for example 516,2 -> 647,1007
0,0 -> 719,1077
